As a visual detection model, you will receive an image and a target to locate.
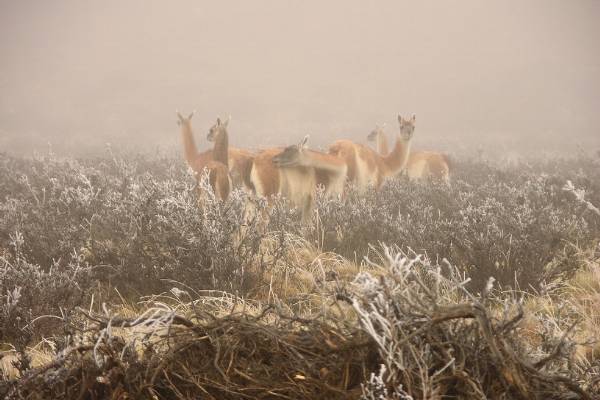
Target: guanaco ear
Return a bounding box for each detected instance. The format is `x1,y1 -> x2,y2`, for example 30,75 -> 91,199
188,111 -> 195,120
223,115 -> 231,128
216,117 -> 222,126
411,115 -> 416,123
299,135 -> 310,150
397,114 -> 403,123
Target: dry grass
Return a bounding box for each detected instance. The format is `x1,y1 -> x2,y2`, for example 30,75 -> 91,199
3,246 -> 598,399
1,152 -> 599,398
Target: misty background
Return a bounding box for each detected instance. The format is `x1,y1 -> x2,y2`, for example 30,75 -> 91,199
1,0 -> 599,157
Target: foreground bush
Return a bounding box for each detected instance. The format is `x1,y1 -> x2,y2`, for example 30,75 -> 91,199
0,151 -> 598,345
352,247 -> 597,399
1,247 -> 596,399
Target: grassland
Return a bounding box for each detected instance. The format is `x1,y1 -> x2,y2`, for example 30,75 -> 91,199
0,150 -> 598,399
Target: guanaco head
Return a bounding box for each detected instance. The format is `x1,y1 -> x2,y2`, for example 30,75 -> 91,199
367,123 -> 386,142
272,135 -> 310,168
176,110 -> 195,127
207,116 -> 230,142
397,115 -> 416,140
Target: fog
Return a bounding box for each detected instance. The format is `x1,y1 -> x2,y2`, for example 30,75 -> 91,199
1,0 -> 599,156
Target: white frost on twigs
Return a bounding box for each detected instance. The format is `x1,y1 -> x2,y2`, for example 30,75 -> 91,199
563,180 -> 600,216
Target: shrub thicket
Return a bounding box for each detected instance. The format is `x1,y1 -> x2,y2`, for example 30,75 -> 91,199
314,156 -> 599,291
0,150 -> 598,398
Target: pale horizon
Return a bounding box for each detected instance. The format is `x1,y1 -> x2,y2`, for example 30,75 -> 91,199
1,0 -> 599,156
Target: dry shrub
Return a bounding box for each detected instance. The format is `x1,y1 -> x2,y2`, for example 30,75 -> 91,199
1,246 -> 598,399
1,151 -> 599,398
1,151 -> 598,301
313,156 -> 599,292
348,246 -> 597,399
0,232 -> 97,348
0,295 -> 374,400
0,151 -> 297,298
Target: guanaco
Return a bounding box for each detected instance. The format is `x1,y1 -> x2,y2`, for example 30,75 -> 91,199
271,137 -> 347,197
367,119 -> 450,184
177,111 -> 231,200
249,138 -> 312,221
179,113 -> 255,193
327,114 -> 414,191
249,135 -> 347,221
209,117 -> 255,193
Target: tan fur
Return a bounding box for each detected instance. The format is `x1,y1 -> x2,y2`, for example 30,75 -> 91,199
273,143 -> 347,197
309,150 -> 347,197
279,166 -> 316,219
367,129 -> 450,184
250,136 -> 347,222
377,133 -> 389,155
207,117 -> 233,200
206,161 -> 231,200
188,148 -> 253,194
177,112 -> 231,200
329,117 -> 413,192
406,152 -> 450,183
250,147 -> 316,221
333,141 -> 386,189
366,124 -> 389,157
180,114 -> 257,194
207,116 -> 257,193
229,148 -> 256,192
250,148 -> 282,198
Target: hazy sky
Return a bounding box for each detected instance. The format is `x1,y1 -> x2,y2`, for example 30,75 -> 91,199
1,0 -> 599,155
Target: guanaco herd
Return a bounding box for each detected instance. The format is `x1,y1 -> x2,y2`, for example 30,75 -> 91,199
176,111 -> 451,221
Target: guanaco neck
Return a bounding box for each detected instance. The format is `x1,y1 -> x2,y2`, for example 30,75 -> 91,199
381,133 -> 412,176
376,131 -> 389,156
304,150 -> 347,175
180,122 -> 200,167
212,128 -> 229,168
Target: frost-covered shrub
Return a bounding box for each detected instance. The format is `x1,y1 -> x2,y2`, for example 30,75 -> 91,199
0,152 -> 296,298
0,149 -> 598,398
0,151 -> 598,302
0,233 -> 96,345
349,246 -> 595,399
0,151 -> 187,267
313,157 -> 599,291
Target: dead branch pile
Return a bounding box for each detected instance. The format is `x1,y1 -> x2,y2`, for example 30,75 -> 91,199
348,246 -> 598,399
1,246 -> 597,399
0,304 -> 374,400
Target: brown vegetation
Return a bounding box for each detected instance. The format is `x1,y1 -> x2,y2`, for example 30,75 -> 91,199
0,150 -> 598,398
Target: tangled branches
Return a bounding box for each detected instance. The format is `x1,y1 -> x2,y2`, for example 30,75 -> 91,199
348,247 -> 595,399
564,180 -> 600,218
1,299 -> 374,400
2,247 -> 597,399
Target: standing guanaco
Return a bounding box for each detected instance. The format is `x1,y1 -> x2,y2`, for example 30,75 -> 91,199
177,111 -> 230,200
271,136 -> 348,197
248,135 -> 347,221
367,118 -> 450,184
327,114 -> 414,191
179,113 -> 255,193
